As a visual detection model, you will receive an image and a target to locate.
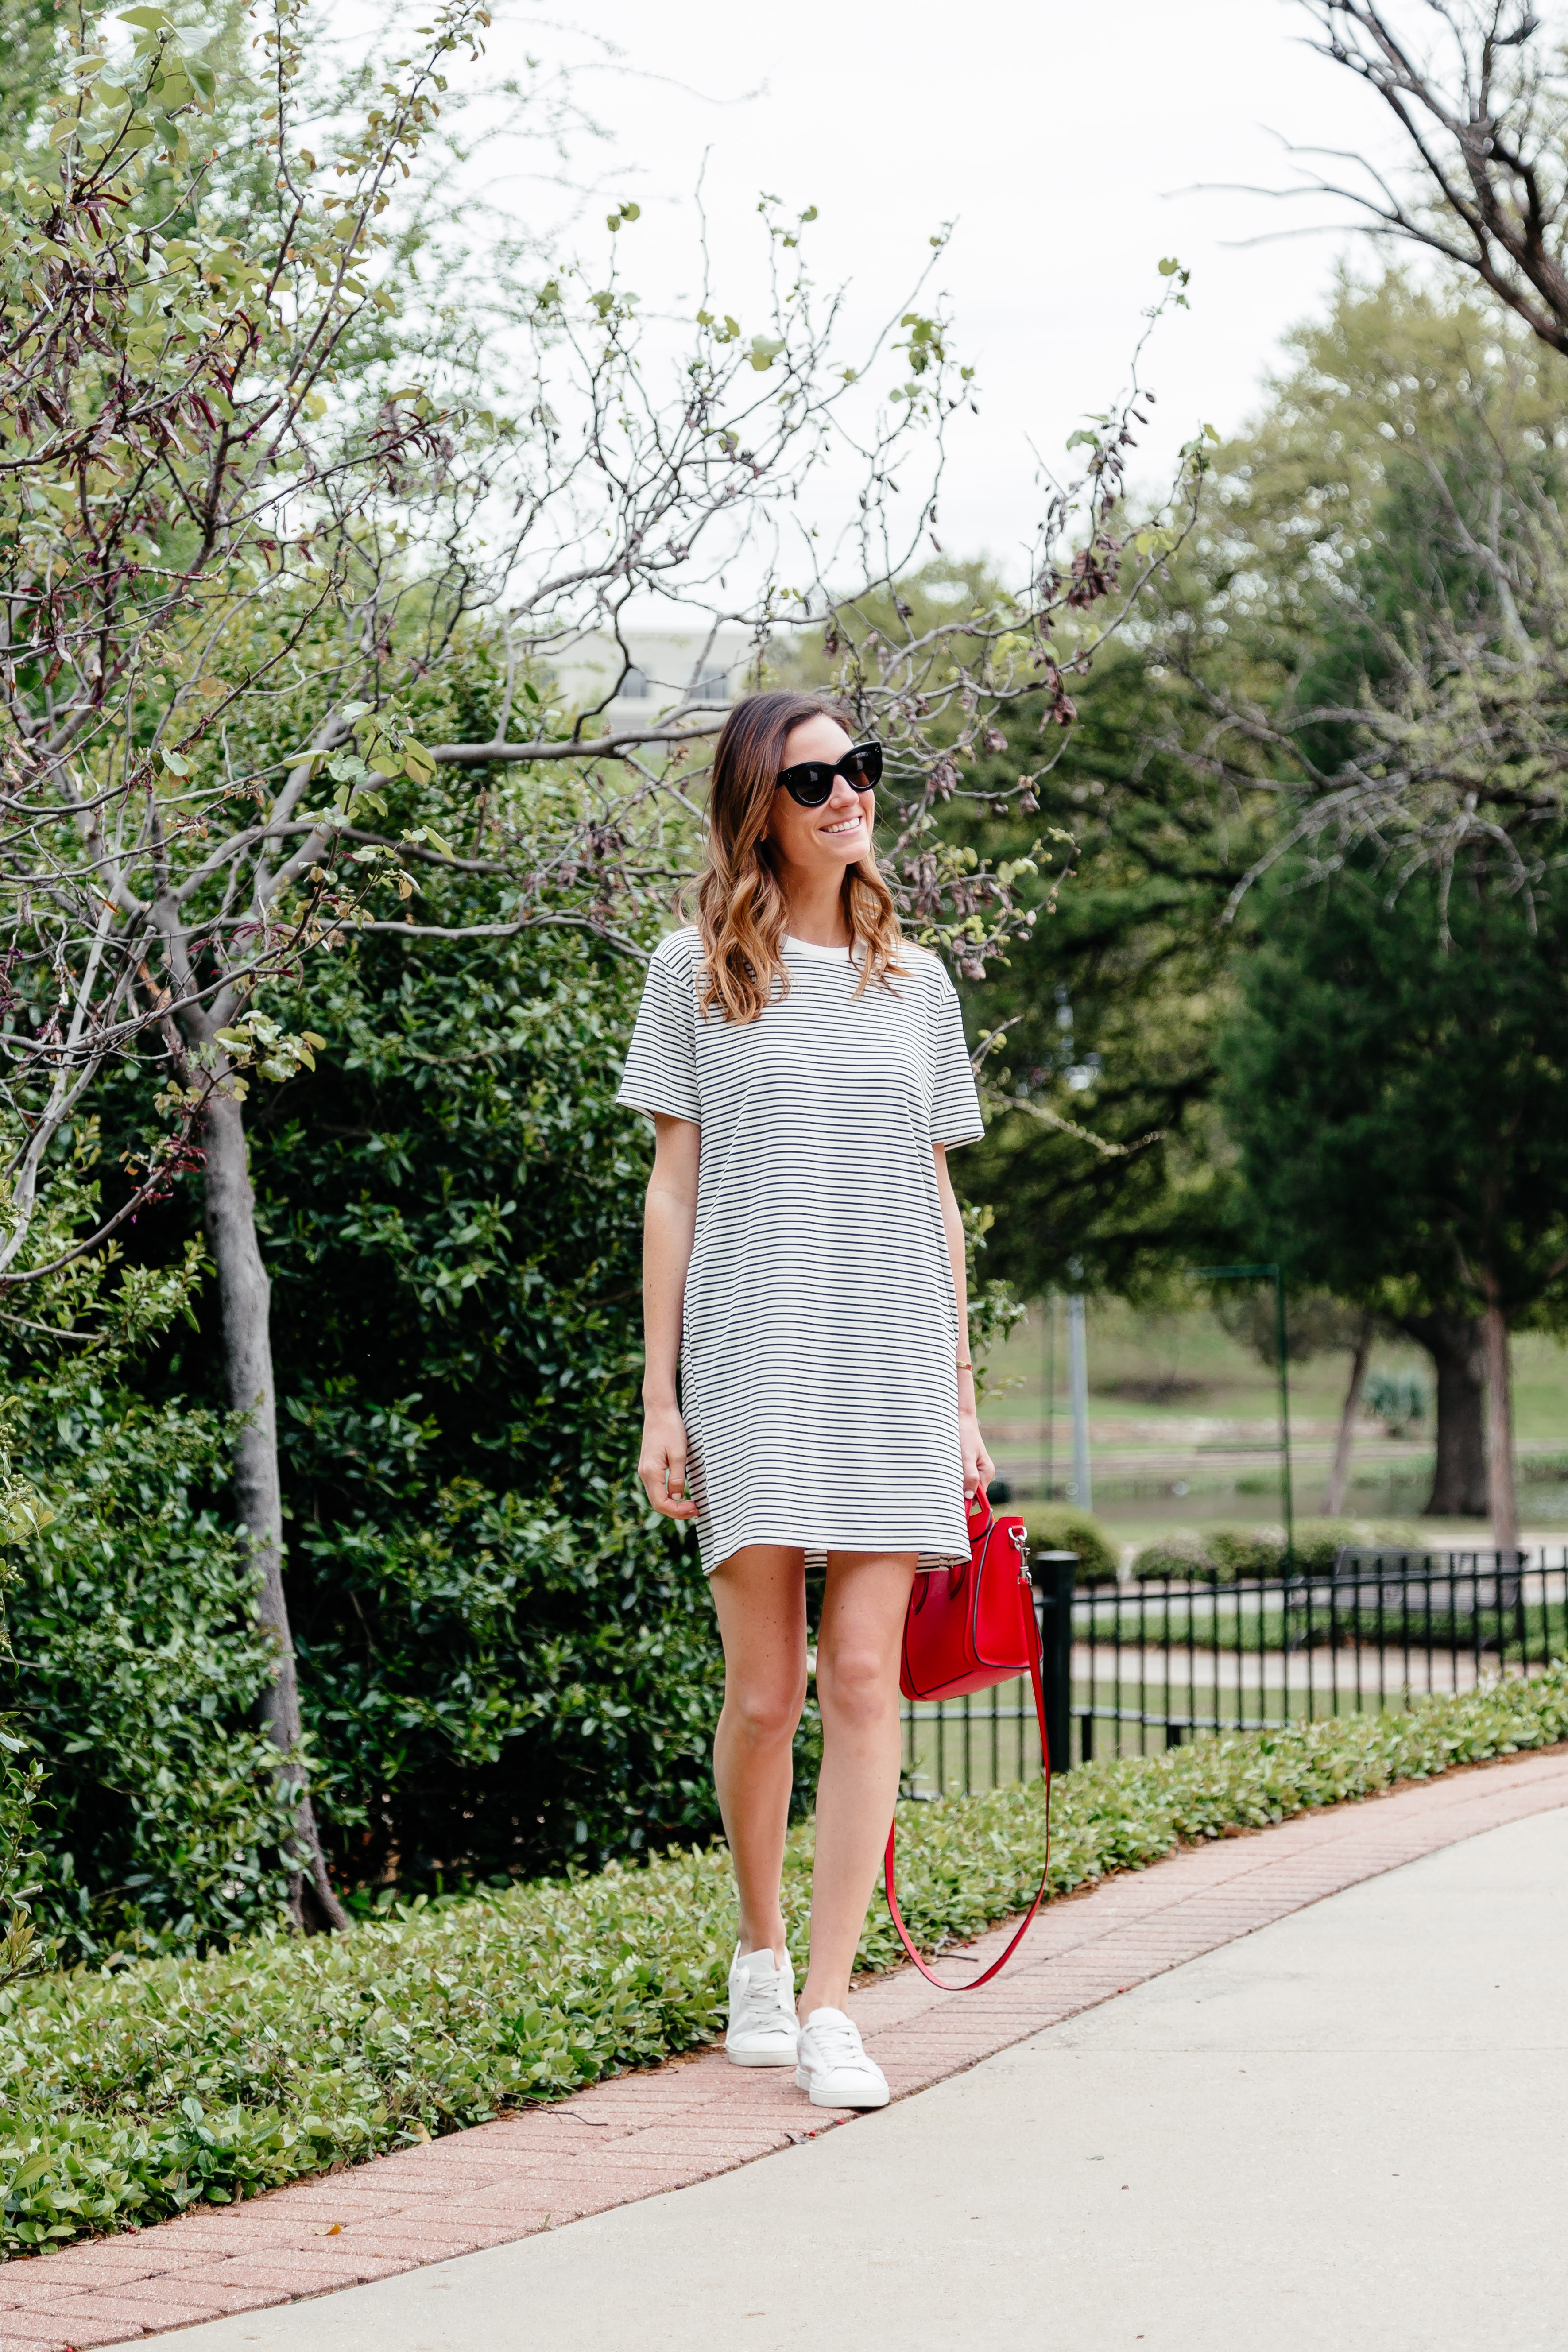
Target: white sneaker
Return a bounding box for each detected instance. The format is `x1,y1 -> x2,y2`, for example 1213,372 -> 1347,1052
725,1945 -> 799,2068
794,2007 -> 890,2109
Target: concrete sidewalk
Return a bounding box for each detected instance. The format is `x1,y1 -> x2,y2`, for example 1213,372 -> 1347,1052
151,1802 -> 1568,2352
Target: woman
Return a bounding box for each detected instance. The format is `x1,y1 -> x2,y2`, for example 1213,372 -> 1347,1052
618,690 -> 994,2110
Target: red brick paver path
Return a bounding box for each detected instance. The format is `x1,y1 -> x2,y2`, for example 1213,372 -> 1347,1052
6,1744 -> 1568,2349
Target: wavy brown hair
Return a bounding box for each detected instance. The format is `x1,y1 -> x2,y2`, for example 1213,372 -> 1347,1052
693,690 -> 906,1023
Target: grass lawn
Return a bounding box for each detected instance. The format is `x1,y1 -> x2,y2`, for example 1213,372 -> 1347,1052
979,1300 -> 1568,1538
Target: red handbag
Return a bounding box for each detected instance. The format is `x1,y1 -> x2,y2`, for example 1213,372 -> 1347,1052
883,1491 -> 1053,1990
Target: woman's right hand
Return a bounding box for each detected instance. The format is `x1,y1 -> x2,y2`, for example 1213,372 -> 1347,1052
639,1403 -> 700,1519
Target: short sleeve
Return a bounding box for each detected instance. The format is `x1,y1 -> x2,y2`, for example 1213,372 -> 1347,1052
931,968 -> 984,1148
617,934 -> 700,1124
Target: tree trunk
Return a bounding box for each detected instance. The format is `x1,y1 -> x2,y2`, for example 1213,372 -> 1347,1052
1324,1313 -> 1374,1516
1482,1298 -> 1520,1559
203,1090 -> 350,1932
1398,1311 -> 1488,1516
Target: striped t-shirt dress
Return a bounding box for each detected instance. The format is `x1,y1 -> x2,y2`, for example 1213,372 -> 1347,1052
617,927 -> 985,1577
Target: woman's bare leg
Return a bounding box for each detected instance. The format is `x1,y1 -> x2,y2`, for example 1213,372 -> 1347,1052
709,1545 -> 809,1959
798,1550 -> 918,2017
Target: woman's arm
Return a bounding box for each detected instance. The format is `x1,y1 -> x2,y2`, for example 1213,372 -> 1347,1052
934,1143 -> 996,1502
638,1112 -> 701,1519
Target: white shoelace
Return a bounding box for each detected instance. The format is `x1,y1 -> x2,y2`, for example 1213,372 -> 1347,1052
733,1961 -> 794,2038
736,1992 -> 787,2032
803,2014 -> 875,2074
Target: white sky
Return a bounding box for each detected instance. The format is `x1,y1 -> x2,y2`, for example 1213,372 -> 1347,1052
472,0 -> 1413,573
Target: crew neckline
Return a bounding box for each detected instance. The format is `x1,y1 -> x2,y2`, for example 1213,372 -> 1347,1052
784,933 -> 856,961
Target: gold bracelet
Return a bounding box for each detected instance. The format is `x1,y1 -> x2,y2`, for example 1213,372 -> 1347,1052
956,1359 -> 974,1372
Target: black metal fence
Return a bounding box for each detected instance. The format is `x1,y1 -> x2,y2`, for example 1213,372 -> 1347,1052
898,1545 -> 1568,1798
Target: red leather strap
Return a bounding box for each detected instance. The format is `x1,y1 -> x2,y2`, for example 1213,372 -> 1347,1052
881,1583 -> 1053,1992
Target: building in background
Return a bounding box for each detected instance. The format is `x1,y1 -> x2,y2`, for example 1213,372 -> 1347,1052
548,628 -> 751,731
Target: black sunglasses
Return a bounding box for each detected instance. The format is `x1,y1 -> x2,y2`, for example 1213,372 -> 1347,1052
776,740 -> 883,807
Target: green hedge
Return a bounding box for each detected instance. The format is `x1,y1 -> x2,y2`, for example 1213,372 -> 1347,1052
3,1666 -> 1566,2256
1131,1517 -> 1431,1583
0,1383 -> 299,1964
1021,1505 -> 1119,1583
99,915 -> 732,1895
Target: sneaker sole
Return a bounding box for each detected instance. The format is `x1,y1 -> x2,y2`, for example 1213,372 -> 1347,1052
725,2043 -> 800,2068
794,2064 -> 890,2109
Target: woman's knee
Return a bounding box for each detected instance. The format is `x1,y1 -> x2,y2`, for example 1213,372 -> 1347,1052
722,1673 -> 806,1749
817,1643 -> 898,1732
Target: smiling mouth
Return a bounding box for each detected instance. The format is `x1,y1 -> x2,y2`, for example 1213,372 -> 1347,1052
821,814 -> 862,837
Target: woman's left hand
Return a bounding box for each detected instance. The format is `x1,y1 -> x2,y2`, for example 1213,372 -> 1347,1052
959,1405 -> 995,1501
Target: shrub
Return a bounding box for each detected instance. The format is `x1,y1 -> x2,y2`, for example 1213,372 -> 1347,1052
3,1665 -> 1563,2254
0,1737 -> 43,1989
1365,1371 -> 1428,1436
100,918 -> 732,1894
1130,1529 -> 1218,1582
0,1380 -> 298,1965
1207,1522 -> 1288,1580
285,1422 -> 728,1883
1024,1505 -> 1119,1583
1132,1517 -> 1432,1583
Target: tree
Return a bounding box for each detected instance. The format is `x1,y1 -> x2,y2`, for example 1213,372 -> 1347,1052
0,2 -> 1206,1920
1183,5 -> 1568,880
1398,1307 -> 1489,1514
1209,1287 -> 1382,1515
1293,3 -> 1568,357
918,644 -> 1275,1301
921,283 -> 1567,1306
1147,257 -> 1568,870
1218,849 -> 1568,1552
1141,269 -> 1568,1515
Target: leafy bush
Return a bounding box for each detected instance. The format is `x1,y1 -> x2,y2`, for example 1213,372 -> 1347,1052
0,1529 -> 43,1990
0,1740 -> 43,1992
1128,1528 -> 1217,1582
1024,1505 -> 1119,1583
1364,1371 -> 1428,1435
1132,1517 -> 1430,1583
0,1380 -> 298,1964
102,915 -> 729,1892
285,1415 -> 727,1881
3,1666 -> 1564,2254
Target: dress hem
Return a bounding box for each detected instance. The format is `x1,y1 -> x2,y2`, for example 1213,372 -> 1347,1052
701,1537 -> 970,1578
